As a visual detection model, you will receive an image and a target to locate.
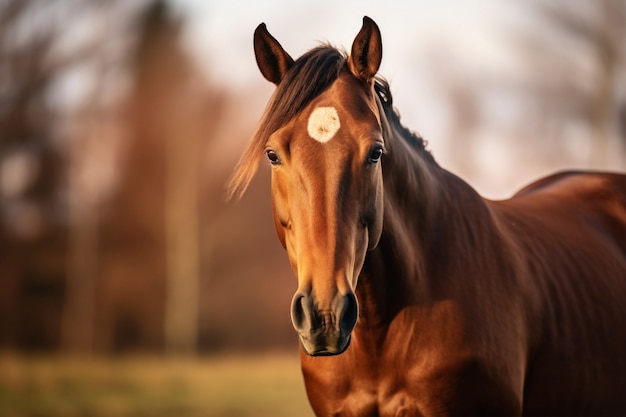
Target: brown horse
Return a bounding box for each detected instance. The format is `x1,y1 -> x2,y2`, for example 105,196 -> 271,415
228,16 -> 626,417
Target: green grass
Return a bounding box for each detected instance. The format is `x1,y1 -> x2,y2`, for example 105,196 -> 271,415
0,352 -> 315,417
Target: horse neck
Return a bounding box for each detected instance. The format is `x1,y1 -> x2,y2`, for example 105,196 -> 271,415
357,111 -> 492,327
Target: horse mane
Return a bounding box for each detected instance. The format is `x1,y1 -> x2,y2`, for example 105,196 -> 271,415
373,78 -> 433,163
227,45 -> 432,199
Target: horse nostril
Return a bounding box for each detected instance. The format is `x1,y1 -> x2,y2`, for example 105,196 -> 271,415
291,293 -> 308,331
339,292 -> 359,334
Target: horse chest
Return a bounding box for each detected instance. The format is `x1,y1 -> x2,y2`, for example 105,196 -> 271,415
302,356 -> 428,417
302,341 -> 522,417
336,390 -> 419,417
306,377 -> 421,417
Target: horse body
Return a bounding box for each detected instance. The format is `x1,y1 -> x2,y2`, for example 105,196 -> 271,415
229,16 -> 626,416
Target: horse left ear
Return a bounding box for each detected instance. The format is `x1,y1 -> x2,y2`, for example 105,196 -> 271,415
348,16 -> 382,84
254,23 -> 294,85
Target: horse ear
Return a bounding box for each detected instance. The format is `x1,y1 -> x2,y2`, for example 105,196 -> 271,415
348,16 -> 382,84
254,23 -> 294,85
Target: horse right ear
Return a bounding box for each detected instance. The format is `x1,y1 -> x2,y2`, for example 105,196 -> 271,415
348,16 -> 382,85
254,23 -> 294,85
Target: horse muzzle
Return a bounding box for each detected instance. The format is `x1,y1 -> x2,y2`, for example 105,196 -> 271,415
291,291 -> 358,356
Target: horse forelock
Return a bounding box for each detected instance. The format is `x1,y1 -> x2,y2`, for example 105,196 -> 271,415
227,46 -> 347,199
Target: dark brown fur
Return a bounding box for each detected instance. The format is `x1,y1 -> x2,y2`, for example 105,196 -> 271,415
229,17 -> 626,416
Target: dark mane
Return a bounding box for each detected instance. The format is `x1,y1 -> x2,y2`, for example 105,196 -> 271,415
228,46 -> 347,198
374,78 -> 433,162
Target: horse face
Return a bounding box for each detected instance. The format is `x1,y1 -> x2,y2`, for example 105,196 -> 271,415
266,76 -> 384,355
257,18 -> 384,355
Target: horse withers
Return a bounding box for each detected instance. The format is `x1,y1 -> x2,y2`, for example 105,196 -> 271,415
228,16 -> 626,417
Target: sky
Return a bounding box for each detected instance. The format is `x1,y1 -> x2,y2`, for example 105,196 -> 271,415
171,0 -> 526,93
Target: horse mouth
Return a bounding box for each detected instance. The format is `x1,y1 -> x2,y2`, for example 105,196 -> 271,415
299,333 -> 352,356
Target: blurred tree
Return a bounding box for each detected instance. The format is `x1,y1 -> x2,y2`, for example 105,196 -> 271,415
524,0 -> 626,166
0,0 -> 74,351
97,0 -> 226,355
0,0 -> 158,353
59,0 -> 155,354
423,0 -> 626,197
133,1 -> 202,356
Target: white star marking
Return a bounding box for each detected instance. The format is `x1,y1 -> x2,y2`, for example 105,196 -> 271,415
307,106 -> 341,143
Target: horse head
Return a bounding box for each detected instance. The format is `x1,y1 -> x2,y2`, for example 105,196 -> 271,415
254,17 -> 384,355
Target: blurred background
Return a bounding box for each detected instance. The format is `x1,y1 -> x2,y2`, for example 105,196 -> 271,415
0,0 -> 624,415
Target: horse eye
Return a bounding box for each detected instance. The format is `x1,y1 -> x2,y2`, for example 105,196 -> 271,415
266,149 -> 281,165
368,146 -> 384,164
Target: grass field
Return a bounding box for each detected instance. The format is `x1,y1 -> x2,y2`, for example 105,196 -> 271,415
0,352 -> 315,417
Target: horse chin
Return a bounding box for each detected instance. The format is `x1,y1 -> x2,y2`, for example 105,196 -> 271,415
300,334 -> 352,357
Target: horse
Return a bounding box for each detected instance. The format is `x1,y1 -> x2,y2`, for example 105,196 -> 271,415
228,16 -> 626,417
